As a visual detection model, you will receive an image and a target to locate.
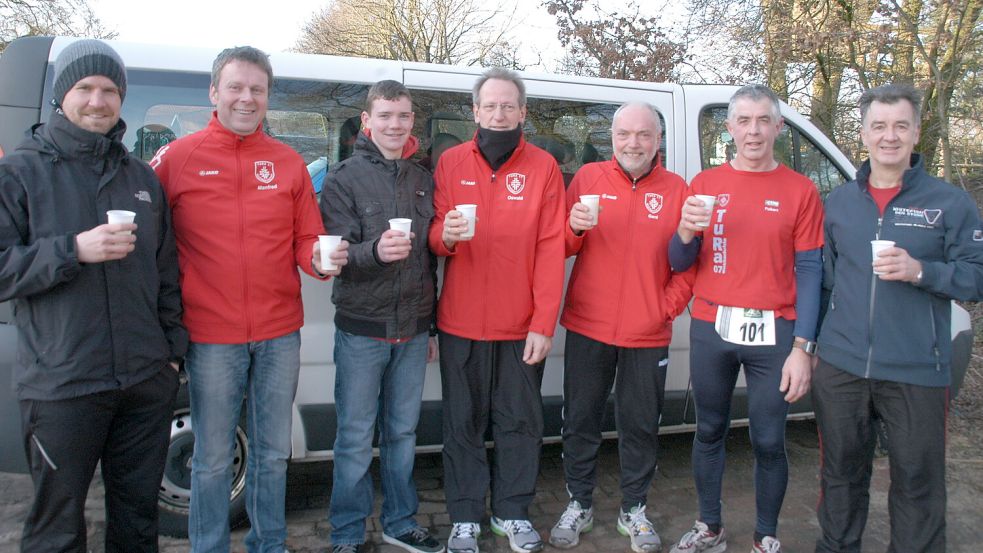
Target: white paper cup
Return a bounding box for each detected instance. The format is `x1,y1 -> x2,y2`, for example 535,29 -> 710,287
107,210 -> 136,234
694,195 -> 716,228
579,194 -> 600,224
456,204 -> 477,240
389,218 -> 412,237
871,240 -> 895,275
319,235 -> 342,272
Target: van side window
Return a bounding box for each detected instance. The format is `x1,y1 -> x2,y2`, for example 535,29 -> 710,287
408,89 -> 653,186
115,70 -> 369,171
699,105 -> 847,198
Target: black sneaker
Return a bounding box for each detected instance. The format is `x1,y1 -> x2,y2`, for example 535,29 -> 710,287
383,526 -> 446,553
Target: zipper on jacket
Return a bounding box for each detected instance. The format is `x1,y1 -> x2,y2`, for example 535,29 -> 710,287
612,183 -> 636,341
235,140 -> 252,340
929,303 -> 941,371
864,216 -> 883,378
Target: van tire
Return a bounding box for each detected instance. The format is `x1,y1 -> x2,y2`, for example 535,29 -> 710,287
158,376 -> 250,538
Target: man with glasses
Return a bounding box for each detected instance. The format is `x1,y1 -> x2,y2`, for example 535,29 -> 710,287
429,67 -> 565,553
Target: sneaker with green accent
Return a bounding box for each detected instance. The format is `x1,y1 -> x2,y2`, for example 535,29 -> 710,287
617,504 -> 663,552
448,522 -> 480,553
490,516 -> 544,553
549,500 -> 594,549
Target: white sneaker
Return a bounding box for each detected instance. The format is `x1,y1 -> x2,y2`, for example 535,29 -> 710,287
549,500 -> 594,549
448,522 -> 480,553
669,521 -> 727,553
490,516 -> 544,552
617,504 -> 662,552
751,536 -> 781,553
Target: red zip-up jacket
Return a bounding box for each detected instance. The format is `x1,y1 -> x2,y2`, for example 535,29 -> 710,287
428,136 -> 565,340
561,158 -> 695,347
151,114 -> 325,344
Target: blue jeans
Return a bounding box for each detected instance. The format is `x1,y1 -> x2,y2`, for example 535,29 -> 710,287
186,331 -> 301,553
329,330 -> 429,545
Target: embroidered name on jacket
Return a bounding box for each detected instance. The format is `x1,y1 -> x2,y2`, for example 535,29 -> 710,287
892,206 -> 942,228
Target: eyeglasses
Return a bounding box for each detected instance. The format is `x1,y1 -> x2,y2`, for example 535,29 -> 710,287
479,103 -> 519,114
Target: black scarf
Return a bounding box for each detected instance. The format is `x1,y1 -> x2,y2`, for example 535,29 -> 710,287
476,126 -> 522,170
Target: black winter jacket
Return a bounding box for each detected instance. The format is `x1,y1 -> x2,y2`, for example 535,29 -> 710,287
818,154 -> 983,387
319,133 -> 436,339
0,112 -> 187,400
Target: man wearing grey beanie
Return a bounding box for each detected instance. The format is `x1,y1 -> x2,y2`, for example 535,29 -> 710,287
0,38 -> 187,552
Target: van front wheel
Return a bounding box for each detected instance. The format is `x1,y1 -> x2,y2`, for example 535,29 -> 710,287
157,382 -> 250,538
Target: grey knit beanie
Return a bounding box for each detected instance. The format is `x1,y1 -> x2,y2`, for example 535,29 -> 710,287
52,39 -> 127,105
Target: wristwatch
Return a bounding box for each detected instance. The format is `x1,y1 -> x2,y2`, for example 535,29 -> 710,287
794,340 -> 818,356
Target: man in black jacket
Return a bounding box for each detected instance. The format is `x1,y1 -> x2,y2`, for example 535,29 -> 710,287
815,84 -> 983,553
0,39 -> 186,552
319,80 -> 442,553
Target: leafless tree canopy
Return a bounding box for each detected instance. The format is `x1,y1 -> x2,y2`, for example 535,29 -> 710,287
544,0 -> 686,82
293,0 -> 519,67
1,0 -> 116,53
686,0 -> 983,182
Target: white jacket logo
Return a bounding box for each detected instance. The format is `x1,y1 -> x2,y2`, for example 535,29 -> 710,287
255,161 -> 275,184
506,173 -> 526,195
644,193 -> 663,215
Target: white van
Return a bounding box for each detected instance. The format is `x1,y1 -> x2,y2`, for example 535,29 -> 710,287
0,36 -> 973,537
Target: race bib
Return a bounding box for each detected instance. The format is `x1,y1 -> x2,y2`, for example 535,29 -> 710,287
714,306 -> 776,346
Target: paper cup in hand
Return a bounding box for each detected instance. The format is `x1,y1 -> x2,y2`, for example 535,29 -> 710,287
579,194 -> 600,224
389,218 -> 412,238
107,210 -> 136,234
319,235 -> 342,272
694,195 -> 716,228
456,204 -> 477,240
871,240 -> 895,275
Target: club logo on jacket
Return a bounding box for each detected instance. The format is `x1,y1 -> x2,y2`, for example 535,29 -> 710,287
717,194 -> 730,208
506,172 -> 526,200
255,161 -> 275,184
644,193 -> 663,219
891,206 -> 942,228
134,190 -> 152,203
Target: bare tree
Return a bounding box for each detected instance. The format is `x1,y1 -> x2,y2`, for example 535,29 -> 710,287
686,0 -> 983,177
293,0 -> 518,67
1,0 -> 116,53
543,0 -> 686,81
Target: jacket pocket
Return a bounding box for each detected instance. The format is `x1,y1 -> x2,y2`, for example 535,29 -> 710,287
361,202 -> 385,239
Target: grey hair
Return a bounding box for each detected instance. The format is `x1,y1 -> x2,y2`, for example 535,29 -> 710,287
859,84 -> 922,127
472,67 -> 526,107
727,84 -> 781,121
211,46 -> 274,90
611,102 -> 663,135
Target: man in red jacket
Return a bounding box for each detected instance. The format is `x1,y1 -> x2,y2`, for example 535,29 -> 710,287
548,102 -> 694,552
428,67 -> 565,553
151,46 -> 349,553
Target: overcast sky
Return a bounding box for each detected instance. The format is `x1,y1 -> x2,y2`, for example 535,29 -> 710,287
91,0 -> 563,69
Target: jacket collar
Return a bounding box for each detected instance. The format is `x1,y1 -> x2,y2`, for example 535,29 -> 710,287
612,152 -> 664,184
205,112 -> 267,146
355,129 -> 420,160
33,110 -> 128,161
855,153 -> 925,191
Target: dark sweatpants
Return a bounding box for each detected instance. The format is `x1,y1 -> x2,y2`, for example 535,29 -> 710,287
813,358 -> 946,553
561,330 -> 668,511
19,366 -> 179,553
439,331 -> 545,523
